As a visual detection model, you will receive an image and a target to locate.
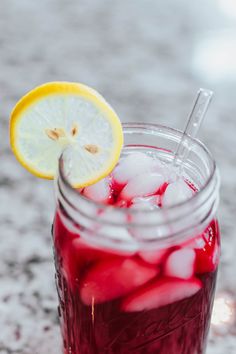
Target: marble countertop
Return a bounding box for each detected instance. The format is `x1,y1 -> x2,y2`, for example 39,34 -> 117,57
0,0 -> 236,353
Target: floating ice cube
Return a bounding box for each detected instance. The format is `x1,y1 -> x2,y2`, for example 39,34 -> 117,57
99,225 -> 132,241
139,249 -> 167,264
130,195 -> 160,211
99,208 -> 127,223
162,179 -> 193,207
80,258 -> 158,305
183,236 -> 206,250
83,178 -> 111,203
130,209 -> 169,240
113,152 -> 163,184
165,248 -> 196,279
122,277 -> 202,312
131,225 -> 168,241
150,159 -> 171,180
128,195 -> 168,240
98,225 -> 139,253
121,173 -> 164,200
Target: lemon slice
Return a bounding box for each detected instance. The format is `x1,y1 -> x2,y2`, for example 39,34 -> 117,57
10,82 -> 123,187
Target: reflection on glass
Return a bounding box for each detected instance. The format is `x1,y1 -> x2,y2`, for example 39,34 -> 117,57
192,31 -> 236,82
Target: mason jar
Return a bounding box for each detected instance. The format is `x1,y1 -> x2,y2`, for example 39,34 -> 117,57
53,123 -> 220,354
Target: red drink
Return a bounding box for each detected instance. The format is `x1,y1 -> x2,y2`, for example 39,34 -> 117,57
53,124 -> 220,354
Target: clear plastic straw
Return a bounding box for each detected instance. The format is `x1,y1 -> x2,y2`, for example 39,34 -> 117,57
172,88 -> 213,178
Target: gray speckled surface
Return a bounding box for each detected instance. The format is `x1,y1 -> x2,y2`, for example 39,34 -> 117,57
0,0 -> 236,353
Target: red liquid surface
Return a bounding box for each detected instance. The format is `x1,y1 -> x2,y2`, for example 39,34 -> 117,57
53,180 -> 220,354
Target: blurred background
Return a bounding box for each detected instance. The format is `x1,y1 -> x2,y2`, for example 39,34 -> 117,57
0,0 -> 236,353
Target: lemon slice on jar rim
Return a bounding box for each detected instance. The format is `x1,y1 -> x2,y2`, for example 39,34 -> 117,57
9,81 -> 123,188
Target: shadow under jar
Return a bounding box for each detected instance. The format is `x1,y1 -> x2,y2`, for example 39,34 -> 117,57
53,123 -> 220,354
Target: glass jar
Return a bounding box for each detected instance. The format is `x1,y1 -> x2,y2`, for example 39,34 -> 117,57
53,123 -> 220,354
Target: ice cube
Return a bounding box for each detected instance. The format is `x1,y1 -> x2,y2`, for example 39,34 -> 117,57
150,159 -> 171,180
139,249 -> 167,264
83,178 -> 111,203
165,248 -> 196,279
131,225 -> 168,241
122,277 -> 202,312
99,208 -> 127,223
113,152 -> 162,184
183,236 -> 206,250
80,258 -> 158,305
97,225 -> 139,253
128,195 -> 168,240
162,179 -> 193,207
195,235 -> 219,273
130,195 -> 160,211
99,225 -> 132,241
121,173 -> 164,200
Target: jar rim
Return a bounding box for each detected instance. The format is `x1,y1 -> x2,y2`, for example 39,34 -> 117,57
58,122 -> 217,215
56,122 -> 220,249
